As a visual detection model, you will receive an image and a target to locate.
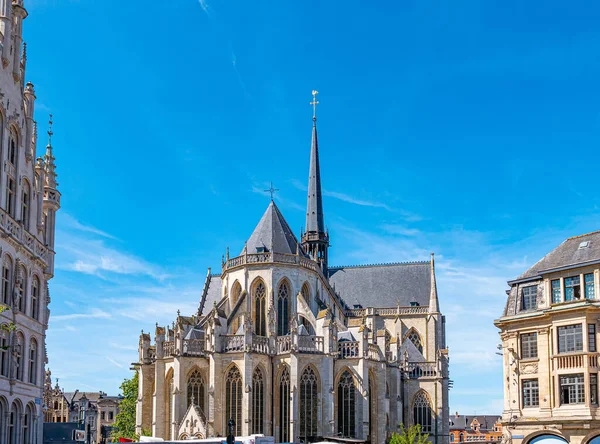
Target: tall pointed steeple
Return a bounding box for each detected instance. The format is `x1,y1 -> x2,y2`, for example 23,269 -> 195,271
302,91 -> 329,271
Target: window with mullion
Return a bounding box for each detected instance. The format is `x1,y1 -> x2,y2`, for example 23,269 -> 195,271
559,374 -> 585,404
589,324 -> 597,353
521,333 -> 538,359
591,374 -> 598,406
558,324 -> 583,353
565,276 -> 581,301
522,379 -> 539,407
585,273 -> 595,299
552,279 -> 561,304
521,286 -> 537,311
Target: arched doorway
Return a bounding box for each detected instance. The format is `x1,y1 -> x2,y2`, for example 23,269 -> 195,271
589,437 -> 600,444
529,435 -> 568,444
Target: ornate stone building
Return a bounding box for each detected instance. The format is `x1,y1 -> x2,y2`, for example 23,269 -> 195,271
136,96 -> 449,444
42,369 -> 68,423
448,414 -> 502,443
495,231 -> 600,444
0,1 -> 61,443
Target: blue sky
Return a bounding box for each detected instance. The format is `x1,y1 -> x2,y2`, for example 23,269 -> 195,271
24,0 -> 600,414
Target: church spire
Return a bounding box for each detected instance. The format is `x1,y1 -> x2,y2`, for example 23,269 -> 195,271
302,90 -> 329,271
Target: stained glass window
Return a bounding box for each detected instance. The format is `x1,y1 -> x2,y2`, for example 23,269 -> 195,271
300,367 -> 318,440
413,391 -> 432,433
337,370 -> 356,438
252,367 -> 264,435
225,366 -> 242,436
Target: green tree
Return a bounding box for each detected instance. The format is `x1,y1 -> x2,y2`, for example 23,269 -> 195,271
111,371 -> 140,441
389,424 -> 430,444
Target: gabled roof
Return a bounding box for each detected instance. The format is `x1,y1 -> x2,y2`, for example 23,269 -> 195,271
243,201 -> 303,255
449,415 -> 501,431
513,230 -> 600,282
328,262 -> 432,308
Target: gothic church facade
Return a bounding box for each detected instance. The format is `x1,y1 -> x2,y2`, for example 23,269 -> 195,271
0,1 -> 61,443
136,101 -> 449,444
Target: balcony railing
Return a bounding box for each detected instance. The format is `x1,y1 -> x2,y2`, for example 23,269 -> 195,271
222,335 -> 244,352
298,335 -> 324,353
277,336 -> 291,354
345,306 -> 429,317
0,208 -> 49,264
252,335 -> 269,354
552,352 -> 599,370
405,362 -> 437,378
338,341 -> 360,359
183,339 -> 205,357
163,340 -> 175,357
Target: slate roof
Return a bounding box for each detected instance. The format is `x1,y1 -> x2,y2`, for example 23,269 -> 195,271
243,201 -> 304,255
449,415 -> 501,431
513,230 -> 600,282
306,121 -> 325,234
328,262 -> 432,308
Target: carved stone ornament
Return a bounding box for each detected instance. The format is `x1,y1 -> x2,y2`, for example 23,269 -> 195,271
519,362 -> 538,375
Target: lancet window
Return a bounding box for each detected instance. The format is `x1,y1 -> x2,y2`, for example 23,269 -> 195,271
251,367 -> 264,435
407,329 -> 423,353
299,366 -> 318,440
225,366 -> 242,436
187,369 -> 205,412
277,281 -> 290,336
413,391 -> 433,433
28,338 -> 37,384
253,282 -> 266,336
337,370 -> 356,438
21,179 -> 30,230
279,366 -> 291,443
165,372 -> 173,439
15,332 -> 24,381
0,325 -> 8,377
31,276 -> 39,320
1,255 -> 10,305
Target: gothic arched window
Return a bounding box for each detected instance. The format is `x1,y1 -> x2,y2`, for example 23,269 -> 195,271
251,367 -> 264,435
2,255 -> 12,305
187,370 -> 205,412
253,281 -> 266,336
0,324 -> 8,377
407,329 -> 423,354
413,391 -> 433,433
165,372 -> 173,439
225,366 -> 242,436
299,366 -> 318,440
277,281 -> 290,336
337,370 -> 356,438
31,276 -> 39,320
231,281 -> 242,306
8,127 -> 17,166
279,366 -> 290,443
21,179 -> 30,231
28,338 -> 37,385
24,403 -> 32,444
301,282 -> 312,313
8,400 -> 19,444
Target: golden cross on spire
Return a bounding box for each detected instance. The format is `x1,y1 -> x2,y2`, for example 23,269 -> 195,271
310,90 -> 319,121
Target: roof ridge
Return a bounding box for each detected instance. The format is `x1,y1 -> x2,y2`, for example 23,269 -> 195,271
566,229 -> 600,240
329,260 -> 429,270
209,273 -> 222,278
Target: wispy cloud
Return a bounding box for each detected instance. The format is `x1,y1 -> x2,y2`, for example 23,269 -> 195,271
61,213 -> 117,240
106,357 -> 124,369
381,224 -> 420,237
52,308 -> 112,321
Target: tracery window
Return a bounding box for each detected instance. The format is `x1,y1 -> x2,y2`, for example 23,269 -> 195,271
21,179 -> 30,230
407,329 -> 423,353
31,276 -> 39,320
28,338 -> 37,384
337,370 -> 356,438
1,256 -> 11,305
385,330 -> 392,360
251,367 -> 264,435
8,127 -> 17,166
253,282 -> 266,336
6,176 -> 15,217
225,366 -> 242,436
413,391 -> 433,433
279,366 -> 290,442
187,369 -> 205,411
165,372 -> 173,439
277,281 -> 290,336
0,325 -> 8,377
299,366 -> 318,440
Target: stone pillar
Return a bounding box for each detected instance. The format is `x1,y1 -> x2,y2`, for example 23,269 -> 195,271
208,353 -> 218,437
289,353 -> 299,442
537,327 -> 551,412
153,360 -> 165,437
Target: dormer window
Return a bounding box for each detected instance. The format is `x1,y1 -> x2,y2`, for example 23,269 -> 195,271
256,246 -> 266,253
521,286 -> 537,311
410,301 -> 419,307
353,304 -> 362,309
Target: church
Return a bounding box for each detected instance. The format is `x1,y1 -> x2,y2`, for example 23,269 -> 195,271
135,93 -> 449,444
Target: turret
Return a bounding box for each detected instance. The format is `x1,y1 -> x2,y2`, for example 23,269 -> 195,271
42,115 -> 60,277
11,0 -> 27,82
23,80 -> 34,161
301,90 -> 329,272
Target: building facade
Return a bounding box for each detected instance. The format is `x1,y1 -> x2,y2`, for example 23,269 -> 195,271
448,414 -> 502,443
42,369 -> 68,423
135,97 -> 449,444
495,231 -> 600,444
0,1 -> 60,443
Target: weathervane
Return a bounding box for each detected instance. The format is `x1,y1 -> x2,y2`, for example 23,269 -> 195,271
310,90 -> 319,121
264,182 -> 279,200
